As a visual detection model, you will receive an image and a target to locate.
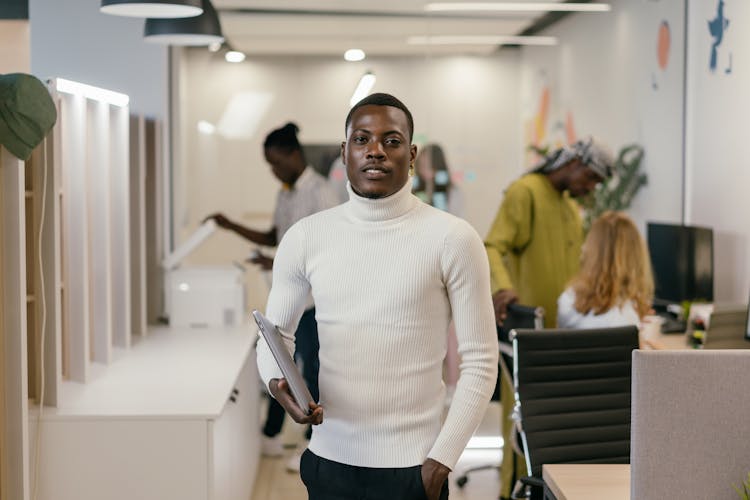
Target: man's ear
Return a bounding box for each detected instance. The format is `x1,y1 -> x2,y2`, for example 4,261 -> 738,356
410,144 -> 418,164
340,141 -> 347,165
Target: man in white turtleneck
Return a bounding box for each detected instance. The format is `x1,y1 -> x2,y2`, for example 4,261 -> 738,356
256,93 -> 498,500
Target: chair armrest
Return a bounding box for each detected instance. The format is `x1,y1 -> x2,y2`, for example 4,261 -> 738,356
511,476 -> 545,499
519,476 -> 544,488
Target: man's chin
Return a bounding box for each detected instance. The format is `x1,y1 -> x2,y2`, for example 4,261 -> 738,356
358,189 -> 388,199
351,180 -> 390,199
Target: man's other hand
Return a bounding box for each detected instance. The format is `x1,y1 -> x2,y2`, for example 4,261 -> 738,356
247,251 -> 274,271
204,212 -> 233,229
421,458 -> 450,500
492,288 -> 519,326
268,378 -> 323,425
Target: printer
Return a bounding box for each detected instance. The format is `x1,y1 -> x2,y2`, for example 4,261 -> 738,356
163,219 -> 246,328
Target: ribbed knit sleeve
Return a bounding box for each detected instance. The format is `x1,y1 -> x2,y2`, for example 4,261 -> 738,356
256,223 -> 312,391
427,220 -> 499,468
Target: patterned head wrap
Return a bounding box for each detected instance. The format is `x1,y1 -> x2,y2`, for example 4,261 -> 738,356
534,137 -> 614,179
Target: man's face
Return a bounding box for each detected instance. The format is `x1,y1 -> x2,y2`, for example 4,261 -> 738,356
565,159 -> 604,198
342,104 -> 417,199
265,146 -> 300,185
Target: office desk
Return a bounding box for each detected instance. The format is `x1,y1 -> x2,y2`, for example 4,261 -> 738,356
542,464 -> 630,500
648,330 -> 689,350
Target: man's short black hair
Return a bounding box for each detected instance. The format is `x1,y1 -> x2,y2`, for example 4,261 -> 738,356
345,93 -> 414,141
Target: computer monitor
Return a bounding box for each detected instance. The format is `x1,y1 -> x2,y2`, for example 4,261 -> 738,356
647,222 -> 714,304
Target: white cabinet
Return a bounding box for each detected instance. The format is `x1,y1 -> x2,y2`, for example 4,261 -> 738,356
29,327 -> 261,500
210,347 -> 260,500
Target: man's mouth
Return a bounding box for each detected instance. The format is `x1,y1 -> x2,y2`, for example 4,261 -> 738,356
362,166 -> 389,179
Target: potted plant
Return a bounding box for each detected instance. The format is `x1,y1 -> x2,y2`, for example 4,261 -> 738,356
734,471 -> 750,499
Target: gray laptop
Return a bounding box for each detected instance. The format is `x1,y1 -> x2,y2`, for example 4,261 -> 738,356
631,350 -> 750,499
253,310 -> 314,415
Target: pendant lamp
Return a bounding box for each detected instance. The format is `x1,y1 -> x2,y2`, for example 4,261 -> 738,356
101,0 -> 202,18
143,0 -> 223,46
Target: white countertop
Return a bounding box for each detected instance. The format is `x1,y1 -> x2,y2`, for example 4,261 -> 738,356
36,326 -> 256,420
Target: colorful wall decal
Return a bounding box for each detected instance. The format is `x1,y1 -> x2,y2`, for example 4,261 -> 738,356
708,0 -> 731,73
657,20 -> 670,70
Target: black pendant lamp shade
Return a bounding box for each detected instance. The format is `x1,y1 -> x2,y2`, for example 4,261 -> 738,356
143,0 -> 223,46
101,0 -> 202,18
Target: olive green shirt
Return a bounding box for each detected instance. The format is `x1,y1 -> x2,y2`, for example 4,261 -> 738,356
484,173 -> 584,327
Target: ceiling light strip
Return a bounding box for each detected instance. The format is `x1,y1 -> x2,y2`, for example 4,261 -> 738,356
350,72 -> 376,107
425,3 -> 611,12
407,35 -> 558,46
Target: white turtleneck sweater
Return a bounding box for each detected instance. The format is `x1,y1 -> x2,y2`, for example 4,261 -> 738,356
256,179 -> 498,470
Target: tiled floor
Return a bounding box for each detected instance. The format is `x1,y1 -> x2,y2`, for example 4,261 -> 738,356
251,402 -> 503,500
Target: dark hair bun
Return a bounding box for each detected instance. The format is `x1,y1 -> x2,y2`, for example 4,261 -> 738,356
264,121 -> 302,151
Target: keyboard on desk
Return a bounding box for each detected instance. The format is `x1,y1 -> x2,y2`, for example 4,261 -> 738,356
660,317 -> 686,334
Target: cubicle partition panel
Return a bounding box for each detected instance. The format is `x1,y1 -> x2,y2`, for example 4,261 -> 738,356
631,350 -> 750,500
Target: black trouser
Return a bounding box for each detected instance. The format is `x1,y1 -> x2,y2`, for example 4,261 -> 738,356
300,449 -> 449,500
262,308 -> 320,441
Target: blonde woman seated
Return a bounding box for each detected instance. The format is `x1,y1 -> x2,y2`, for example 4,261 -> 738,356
557,211 -> 654,329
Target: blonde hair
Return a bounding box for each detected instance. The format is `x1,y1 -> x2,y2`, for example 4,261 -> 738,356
571,211 -> 654,318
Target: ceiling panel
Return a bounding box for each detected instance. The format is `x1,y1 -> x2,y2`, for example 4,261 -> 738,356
212,1 -> 563,56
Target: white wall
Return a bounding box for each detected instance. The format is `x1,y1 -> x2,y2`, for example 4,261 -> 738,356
29,0 -> 168,119
0,20 -> 30,74
685,0 -> 750,303
519,0 -> 748,304
175,50 -> 522,308
519,0 -> 686,229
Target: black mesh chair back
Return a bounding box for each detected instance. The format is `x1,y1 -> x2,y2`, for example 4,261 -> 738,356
499,304 -> 545,358
510,326 -> 639,483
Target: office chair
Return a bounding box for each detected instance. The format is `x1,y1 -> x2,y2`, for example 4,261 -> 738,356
455,304 -> 544,490
509,326 -> 639,500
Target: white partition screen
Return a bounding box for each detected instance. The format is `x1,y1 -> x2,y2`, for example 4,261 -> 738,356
53,79 -> 131,382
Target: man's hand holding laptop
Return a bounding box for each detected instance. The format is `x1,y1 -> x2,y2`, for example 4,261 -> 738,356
269,377 -> 324,425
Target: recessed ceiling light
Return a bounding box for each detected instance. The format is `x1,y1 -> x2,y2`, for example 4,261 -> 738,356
225,51 -> 246,63
425,2 -> 611,12
407,35 -> 558,46
344,49 -> 366,62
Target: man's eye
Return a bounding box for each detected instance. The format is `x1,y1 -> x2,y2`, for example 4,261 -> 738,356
353,136 -> 367,144
385,138 -> 401,146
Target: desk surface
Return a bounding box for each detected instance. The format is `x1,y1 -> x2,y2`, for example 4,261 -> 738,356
543,464 -> 630,500
649,330 -> 690,350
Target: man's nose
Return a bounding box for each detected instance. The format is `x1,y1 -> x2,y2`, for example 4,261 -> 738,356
365,142 -> 386,159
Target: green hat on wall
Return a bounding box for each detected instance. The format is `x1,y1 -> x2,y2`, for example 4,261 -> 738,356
0,73 -> 57,161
